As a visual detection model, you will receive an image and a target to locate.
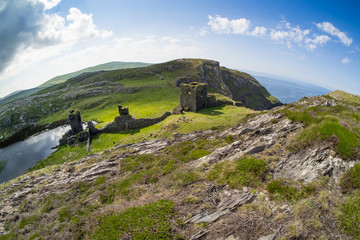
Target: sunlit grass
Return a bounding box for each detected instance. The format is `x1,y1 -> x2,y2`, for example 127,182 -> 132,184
35,105 -> 255,169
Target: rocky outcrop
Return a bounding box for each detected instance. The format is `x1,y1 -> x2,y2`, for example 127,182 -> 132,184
191,113 -> 302,168
296,95 -> 360,111
186,192 -> 256,224
0,109 -> 358,238
275,146 -> 356,183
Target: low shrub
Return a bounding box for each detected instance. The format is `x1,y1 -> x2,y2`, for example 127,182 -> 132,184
207,156 -> 267,188
340,163 -> 360,192
58,207 -> 72,223
288,119 -> 359,160
171,169 -> 200,187
266,180 -> 315,201
338,191 -> 360,239
224,134 -> 234,144
93,199 -> 175,240
282,109 -> 318,126
18,215 -> 39,229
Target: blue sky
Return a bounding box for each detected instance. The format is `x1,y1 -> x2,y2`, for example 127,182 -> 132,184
0,0 -> 359,98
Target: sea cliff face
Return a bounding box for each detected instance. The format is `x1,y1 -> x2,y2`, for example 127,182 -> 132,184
172,59 -> 282,110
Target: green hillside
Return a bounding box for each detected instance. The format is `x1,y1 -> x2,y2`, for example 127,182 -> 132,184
327,90 -> 360,104
38,61 -> 151,89
0,58 -> 280,145
0,62 -> 151,107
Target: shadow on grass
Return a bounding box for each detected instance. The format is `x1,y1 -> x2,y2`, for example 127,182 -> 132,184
197,106 -> 225,116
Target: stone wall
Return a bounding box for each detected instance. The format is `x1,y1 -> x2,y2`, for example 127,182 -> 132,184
102,111 -> 171,133
60,106 -> 170,146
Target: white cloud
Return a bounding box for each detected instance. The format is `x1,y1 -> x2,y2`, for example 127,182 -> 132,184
231,18 -> 251,34
208,15 -> 231,34
0,3 -> 112,85
161,36 -> 180,44
270,20 -> 310,48
38,8 -> 113,44
270,30 -> 289,41
316,22 -> 352,46
249,26 -> 267,37
312,35 -> 331,45
341,57 -> 351,64
37,0 -> 61,10
208,15 -> 265,37
205,15 -> 351,52
198,27 -> 208,36
304,35 -> 330,50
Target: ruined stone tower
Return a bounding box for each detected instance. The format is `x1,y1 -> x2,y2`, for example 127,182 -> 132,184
180,82 -> 208,112
69,110 -> 83,134
118,105 -> 129,116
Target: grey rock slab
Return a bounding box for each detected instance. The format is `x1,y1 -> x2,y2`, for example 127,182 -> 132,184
218,192 -> 256,211
187,192 -> 256,224
276,146 -> 357,183
120,138 -> 169,155
258,233 -> 276,240
190,230 -> 208,240
225,235 -> 240,240
191,209 -> 230,224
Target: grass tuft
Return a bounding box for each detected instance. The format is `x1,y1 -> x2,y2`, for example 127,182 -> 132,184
340,163 -> 360,192
288,118 -> 359,160
266,180 -> 315,201
207,156 -> 267,188
93,199 -> 174,240
338,191 -> 360,239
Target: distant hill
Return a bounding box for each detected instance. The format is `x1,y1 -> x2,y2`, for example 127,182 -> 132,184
0,62 -> 151,106
255,75 -> 331,103
37,61 -> 151,89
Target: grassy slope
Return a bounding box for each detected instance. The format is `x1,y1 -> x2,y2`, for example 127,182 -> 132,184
327,90 -> 360,104
0,62 -> 151,107
3,91 -> 360,239
33,105 -> 254,171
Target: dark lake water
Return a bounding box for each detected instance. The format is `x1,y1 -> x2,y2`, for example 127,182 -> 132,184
0,125 -> 70,183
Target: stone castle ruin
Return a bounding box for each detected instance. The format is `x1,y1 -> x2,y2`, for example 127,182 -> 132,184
59,110 -> 89,146
60,82 -> 241,146
68,110 -> 83,134
175,82 -> 243,113
180,82 -> 208,112
60,107 -> 171,146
